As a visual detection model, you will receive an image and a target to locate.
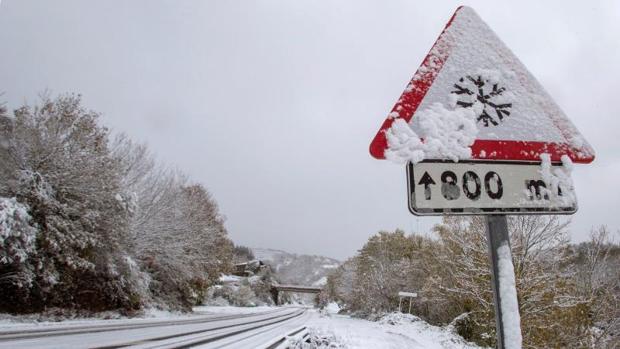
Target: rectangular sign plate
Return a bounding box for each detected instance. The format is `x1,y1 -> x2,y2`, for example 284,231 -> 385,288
407,161 -> 577,215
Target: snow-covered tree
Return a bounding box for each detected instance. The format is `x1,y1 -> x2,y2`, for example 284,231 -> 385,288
0,93 -> 235,312
0,95 -> 144,311
424,216 -> 495,343
348,230 -> 427,316
113,135 -> 233,309
570,226 -> 620,348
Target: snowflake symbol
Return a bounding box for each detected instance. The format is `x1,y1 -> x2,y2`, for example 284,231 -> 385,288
451,75 -> 512,127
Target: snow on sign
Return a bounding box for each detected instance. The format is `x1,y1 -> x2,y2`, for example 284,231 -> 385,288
368,6 -> 595,164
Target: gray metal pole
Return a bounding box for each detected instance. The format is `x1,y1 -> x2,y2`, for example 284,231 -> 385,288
485,214 -> 510,349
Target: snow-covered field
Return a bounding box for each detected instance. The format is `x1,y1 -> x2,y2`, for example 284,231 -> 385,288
194,305 -> 488,349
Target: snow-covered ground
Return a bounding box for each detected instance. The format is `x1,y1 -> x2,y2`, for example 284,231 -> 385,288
301,309 -> 485,349
0,305 -> 485,348
199,305 -> 488,349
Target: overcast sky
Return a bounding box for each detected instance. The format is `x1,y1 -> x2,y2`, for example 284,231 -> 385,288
1,1 -> 618,260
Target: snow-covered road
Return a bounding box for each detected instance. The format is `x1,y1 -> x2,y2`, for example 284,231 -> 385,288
0,307 -> 486,349
0,307 -> 308,349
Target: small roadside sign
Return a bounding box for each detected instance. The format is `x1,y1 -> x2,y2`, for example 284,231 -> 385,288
398,291 -> 418,314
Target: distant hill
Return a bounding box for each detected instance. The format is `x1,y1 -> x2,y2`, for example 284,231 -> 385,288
252,248 -> 340,287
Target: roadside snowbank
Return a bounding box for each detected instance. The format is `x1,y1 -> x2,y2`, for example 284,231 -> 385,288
0,307 -> 194,330
192,305 -> 277,315
305,312 -> 485,349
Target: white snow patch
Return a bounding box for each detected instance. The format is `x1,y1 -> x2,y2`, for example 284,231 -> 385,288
497,243 -> 522,349
313,276 -> 328,287
219,274 -> 242,283
325,302 -> 340,315
384,102 -> 480,164
192,305 -> 276,315
539,153 -> 576,207
378,312 -> 422,326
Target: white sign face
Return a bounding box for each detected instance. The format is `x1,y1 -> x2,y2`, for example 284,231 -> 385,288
398,291 -> 418,298
407,161 -> 576,215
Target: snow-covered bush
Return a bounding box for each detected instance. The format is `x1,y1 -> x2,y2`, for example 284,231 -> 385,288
208,284 -> 256,307
0,197 -> 36,266
339,231 -> 430,317
206,267 -> 280,307
208,279 -> 276,307
0,197 -> 37,294
230,285 -> 257,307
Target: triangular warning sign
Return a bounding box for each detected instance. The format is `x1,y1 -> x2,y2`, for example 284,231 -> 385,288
369,6 -> 595,164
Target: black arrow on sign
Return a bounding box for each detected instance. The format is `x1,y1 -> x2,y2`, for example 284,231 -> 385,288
418,172 -> 436,200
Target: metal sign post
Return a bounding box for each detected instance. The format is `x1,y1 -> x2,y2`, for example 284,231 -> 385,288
486,215 -> 511,349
